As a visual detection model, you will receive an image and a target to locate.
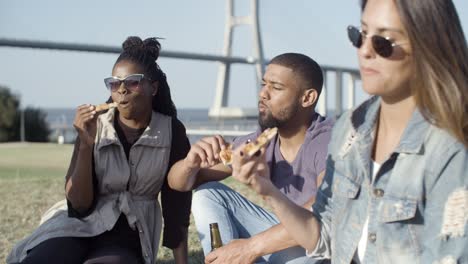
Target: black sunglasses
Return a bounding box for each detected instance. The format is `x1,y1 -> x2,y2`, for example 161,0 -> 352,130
347,25 -> 405,58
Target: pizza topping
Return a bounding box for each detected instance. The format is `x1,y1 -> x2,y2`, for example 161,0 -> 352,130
219,144 -> 233,165
219,127 -> 278,165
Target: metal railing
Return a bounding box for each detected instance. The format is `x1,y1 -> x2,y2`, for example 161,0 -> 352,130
319,66 -> 361,118
0,38 -> 256,64
0,38 -> 361,115
1,37 -> 361,142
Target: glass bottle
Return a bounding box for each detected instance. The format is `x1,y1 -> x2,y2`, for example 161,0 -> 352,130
210,222 -> 223,251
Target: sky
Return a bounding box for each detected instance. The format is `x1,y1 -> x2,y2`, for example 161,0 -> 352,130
1,0 -> 468,111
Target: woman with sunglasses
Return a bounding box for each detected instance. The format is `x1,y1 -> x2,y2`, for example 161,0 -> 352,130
7,37 -> 192,264
230,0 -> 467,263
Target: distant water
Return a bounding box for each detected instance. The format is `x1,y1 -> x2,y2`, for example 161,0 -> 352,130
45,108 -> 336,144
45,108 -> 259,144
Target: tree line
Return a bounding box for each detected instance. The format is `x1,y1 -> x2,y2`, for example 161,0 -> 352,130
0,85 -> 50,142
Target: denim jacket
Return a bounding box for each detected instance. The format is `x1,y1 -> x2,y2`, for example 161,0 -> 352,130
310,96 -> 467,264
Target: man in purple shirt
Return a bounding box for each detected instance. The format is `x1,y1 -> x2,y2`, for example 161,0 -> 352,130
168,53 -> 333,264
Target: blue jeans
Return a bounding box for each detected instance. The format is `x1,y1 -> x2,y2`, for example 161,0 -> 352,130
192,182 -> 321,264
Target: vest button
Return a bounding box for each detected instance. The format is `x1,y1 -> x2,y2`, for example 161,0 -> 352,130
368,233 -> 377,243
373,188 -> 384,197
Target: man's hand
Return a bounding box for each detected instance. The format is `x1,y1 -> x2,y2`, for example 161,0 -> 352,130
168,135 -> 232,191
205,239 -> 258,264
184,135 -> 228,170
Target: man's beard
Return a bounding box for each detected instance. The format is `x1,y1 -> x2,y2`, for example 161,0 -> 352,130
258,101 -> 300,131
258,111 -> 282,131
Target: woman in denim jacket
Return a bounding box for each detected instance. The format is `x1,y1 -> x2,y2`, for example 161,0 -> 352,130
230,0 -> 467,263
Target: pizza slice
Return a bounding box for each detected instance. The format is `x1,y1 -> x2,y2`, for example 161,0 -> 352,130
243,127 -> 278,156
219,144 -> 233,165
95,102 -> 118,112
219,127 -> 278,165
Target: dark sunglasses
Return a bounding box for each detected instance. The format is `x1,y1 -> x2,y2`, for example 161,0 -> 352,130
104,74 -> 151,92
347,25 -> 405,58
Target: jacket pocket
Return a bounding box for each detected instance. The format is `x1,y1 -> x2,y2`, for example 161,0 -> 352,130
377,196 -> 422,257
332,169 -> 360,199
379,196 -> 418,223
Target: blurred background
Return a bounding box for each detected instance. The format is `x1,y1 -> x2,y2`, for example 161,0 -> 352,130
1,0 -> 467,143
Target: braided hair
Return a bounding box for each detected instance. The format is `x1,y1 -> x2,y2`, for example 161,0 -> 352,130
112,36 -> 177,118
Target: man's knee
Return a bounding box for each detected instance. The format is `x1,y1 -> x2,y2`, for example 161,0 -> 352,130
192,181 -> 229,214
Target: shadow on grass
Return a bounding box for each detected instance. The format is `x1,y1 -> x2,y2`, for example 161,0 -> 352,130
157,250 -> 205,264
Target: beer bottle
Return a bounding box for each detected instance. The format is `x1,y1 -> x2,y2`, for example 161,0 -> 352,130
210,223 -> 223,251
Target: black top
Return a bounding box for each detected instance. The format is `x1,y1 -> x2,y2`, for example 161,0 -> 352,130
67,115 -> 192,249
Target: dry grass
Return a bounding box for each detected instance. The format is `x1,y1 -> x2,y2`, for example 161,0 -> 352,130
0,143 -> 265,263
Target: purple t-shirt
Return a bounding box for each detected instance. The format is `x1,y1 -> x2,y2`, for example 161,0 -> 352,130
233,114 -> 334,206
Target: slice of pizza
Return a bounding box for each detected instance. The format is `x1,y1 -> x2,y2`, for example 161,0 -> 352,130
95,102 -> 118,112
243,127 -> 278,156
219,144 -> 233,165
219,127 -> 278,165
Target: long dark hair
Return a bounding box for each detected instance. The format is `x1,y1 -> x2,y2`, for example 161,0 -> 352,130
111,36 -> 177,118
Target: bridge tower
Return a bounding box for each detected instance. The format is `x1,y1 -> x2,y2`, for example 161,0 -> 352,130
208,0 -> 264,119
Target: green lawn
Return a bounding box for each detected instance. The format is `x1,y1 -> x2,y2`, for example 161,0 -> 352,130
0,143 -> 265,263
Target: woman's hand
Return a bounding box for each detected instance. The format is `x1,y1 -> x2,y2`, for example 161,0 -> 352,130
73,104 -> 98,147
231,146 -> 275,196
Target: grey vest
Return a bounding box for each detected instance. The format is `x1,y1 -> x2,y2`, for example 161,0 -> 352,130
7,108 -> 172,264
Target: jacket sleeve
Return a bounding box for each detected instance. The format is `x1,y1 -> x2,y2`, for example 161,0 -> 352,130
308,113 -> 349,259
308,155 -> 334,259
421,143 -> 468,263
161,118 -> 192,249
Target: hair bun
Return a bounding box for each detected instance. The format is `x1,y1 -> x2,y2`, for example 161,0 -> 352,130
142,38 -> 162,61
121,36 -> 162,61
122,36 -> 144,52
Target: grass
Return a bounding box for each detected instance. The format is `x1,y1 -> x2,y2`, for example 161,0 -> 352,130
0,143 -> 266,263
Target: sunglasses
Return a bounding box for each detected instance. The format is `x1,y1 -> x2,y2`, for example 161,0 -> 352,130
347,25 -> 405,58
104,74 -> 151,92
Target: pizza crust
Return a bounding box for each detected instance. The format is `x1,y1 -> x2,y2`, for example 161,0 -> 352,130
95,102 -> 118,112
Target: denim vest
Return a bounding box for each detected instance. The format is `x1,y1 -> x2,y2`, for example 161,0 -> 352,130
310,96 -> 467,264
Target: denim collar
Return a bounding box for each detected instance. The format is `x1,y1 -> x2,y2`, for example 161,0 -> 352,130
393,109 -> 428,154
350,96 -> 429,155
350,96 -> 381,139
